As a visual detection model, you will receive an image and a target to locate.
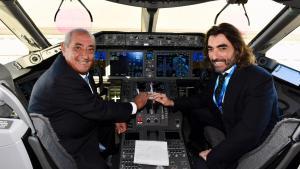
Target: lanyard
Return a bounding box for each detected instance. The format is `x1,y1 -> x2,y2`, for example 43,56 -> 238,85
213,65 -> 236,112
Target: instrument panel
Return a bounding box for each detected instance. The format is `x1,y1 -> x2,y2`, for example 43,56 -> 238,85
92,31 -> 206,80
93,50 -> 206,79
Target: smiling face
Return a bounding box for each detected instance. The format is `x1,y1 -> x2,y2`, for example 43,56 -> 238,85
207,34 -> 236,73
61,31 -> 95,75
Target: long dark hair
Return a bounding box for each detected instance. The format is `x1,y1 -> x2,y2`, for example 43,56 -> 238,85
203,23 -> 256,69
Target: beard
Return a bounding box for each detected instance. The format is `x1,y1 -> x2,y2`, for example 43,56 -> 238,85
210,57 -> 236,73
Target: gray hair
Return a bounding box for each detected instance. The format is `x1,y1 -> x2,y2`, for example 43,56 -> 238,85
64,28 -> 96,46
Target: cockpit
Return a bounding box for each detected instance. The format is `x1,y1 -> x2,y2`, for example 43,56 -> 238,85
0,0 -> 300,169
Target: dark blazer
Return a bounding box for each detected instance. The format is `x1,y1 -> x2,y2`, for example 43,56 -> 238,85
28,55 -> 132,169
174,65 -> 281,169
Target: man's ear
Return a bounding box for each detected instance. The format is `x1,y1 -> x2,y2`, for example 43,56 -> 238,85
234,49 -> 239,58
60,43 -> 67,56
60,43 -> 65,52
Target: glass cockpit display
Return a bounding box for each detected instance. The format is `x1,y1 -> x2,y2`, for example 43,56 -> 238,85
156,52 -> 190,77
104,50 -> 206,78
93,50 -> 106,76
109,51 -> 144,77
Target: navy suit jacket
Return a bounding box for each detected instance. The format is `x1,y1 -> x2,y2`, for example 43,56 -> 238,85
28,55 -> 132,169
174,65 -> 281,169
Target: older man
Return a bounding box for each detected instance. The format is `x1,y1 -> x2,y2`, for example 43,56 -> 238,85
29,28 -> 148,169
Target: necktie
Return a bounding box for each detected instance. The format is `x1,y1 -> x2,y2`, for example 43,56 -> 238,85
84,75 -> 90,85
215,73 -> 228,102
84,75 -> 93,93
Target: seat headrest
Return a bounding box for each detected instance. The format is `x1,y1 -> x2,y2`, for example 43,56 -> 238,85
0,64 -> 15,117
0,64 -> 15,91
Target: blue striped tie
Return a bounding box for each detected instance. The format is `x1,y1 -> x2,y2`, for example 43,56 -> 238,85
215,73 -> 228,102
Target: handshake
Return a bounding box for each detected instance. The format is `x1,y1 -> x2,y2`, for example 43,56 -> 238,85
133,92 -> 174,110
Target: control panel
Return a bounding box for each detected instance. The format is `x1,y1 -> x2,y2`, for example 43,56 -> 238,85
120,139 -> 190,169
93,31 -> 206,80
119,80 -> 191,169
91,32 -> 205,169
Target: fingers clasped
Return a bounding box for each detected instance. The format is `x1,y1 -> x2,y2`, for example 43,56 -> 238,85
134,92 -> 149,109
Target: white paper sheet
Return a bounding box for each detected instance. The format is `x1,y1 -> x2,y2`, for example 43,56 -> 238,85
134,140 -> 169,166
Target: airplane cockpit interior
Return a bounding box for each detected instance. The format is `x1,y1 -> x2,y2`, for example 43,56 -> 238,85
0,0 -> 300,169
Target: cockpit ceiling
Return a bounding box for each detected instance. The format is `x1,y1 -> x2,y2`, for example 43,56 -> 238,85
106,0 -> 216,8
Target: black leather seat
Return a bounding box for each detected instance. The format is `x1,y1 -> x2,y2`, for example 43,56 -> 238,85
203,118 -> 300,169
237,118 -> 300,169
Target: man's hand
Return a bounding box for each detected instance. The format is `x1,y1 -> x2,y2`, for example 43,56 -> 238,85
199,149 -> 212,161
115,122 -> 127,134
134,92 -> 148,109
149,92 -> 174,106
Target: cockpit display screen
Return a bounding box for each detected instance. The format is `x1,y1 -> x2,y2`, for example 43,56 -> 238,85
156,52 -> 190,77
109,51 -> 144,77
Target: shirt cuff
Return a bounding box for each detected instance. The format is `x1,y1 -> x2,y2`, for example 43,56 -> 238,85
130,102 -> 137,115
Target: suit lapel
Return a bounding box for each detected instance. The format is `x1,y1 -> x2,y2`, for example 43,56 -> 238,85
88,74 -> 98,94
222,69 -> 241,113
210,73 -> 220,113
